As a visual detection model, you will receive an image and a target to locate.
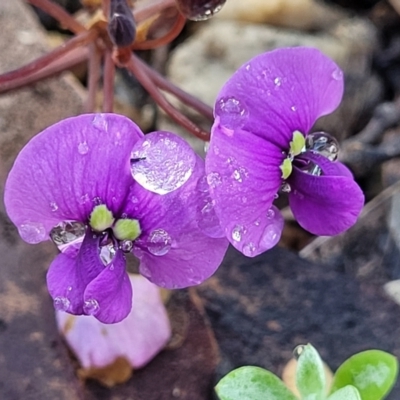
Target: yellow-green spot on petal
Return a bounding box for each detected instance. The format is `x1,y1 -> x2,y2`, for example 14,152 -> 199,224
89,204 -> 115,232
113,218 -> 141,241
289,130 -> 305,157
280,158 -> 293,180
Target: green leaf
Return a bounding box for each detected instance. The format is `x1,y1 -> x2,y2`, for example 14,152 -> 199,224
295,344 -> 326,400
215,366 -> 298,400
327,385 -> 361,400
331,350 -> 398,400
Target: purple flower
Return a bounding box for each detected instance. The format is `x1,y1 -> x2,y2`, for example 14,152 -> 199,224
205,47 -> 364,257
5,113 -> 228,323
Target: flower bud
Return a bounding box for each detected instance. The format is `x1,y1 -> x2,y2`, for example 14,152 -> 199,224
108,0 -> 136,47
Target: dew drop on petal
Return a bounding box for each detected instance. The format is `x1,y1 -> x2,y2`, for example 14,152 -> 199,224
259,223 -> 281,249
50,221 -> 86,256
215,96 -> 248,131
92,114 -> 108,131
50,201 -> 58,212
175,0 -> 226,21
267,208 -> 275,219
299,160 -> 322,176
281,182 -> 291,193
78,141 -> 89,155
83,299 -> 100,316
332,68 -> 343,81
80,193 -> 90,205
53,296 -> 70,312
198,199 -> 223,238
130,132 -> 196,195
19,222 -> 46,244
274,77 -> 282,86
99,241 -> 117,266
231,224 -> 245,242
207,171 -> 222,188
120,239 -> 133,253
131,195 -> 139,204
147,229 -> 172,256
243,242 -> 256,257
291,105 -> 297,112
305,131 -> 339,161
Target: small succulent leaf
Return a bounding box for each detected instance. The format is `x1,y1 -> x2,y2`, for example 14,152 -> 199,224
215,366 -> 298,400
327,385 -> 361,400
331,350 -> 398,400
295,344 -> 326,400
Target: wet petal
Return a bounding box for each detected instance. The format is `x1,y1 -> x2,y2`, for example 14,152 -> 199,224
56,274 -> 170,370
288,153 -> 364,235
47,231 -> 104,315
214,47 -> 344,149
205,125 -> 283,256
84,251 -> 132,324
5,113 -> 143,243
126,156 -> 228,288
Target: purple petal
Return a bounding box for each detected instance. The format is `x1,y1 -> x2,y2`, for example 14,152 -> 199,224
55,274 -> 171,370
205,126 -> 284,257
84,251 -> 132,324
46,230 -> 104,315
288,153 -> 364,235
214,47 -> 344,149
5,113 -> 143,243
124,140 -> 229,288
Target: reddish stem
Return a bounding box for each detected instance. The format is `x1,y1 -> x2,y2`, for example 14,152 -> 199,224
133,0 -> 177,23
26,0 -> 87,34
136,57 -> 213,120
85,43 -> 102,112
126,55 -> 210,141
132,12 -> 186,50
103,50 -> 115,112
0,47 -> 88,94
0,30 -> 96,86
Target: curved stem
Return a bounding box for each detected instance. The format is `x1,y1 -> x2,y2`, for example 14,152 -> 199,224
132,12 -> 186,50
0,47 -> 88,94
133,0 -> 177,23
103,50 -> 115,112
0,30 -> 96,86
85,43 -> 103,113
135,57 -> 213,120
26,0 -> 87,34
126,55 -> 210,141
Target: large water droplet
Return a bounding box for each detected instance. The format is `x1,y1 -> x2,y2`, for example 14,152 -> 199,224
83,299 -> 100,315
54,296 -> 70,312
78,141 -> 89,155
259,223 -> 281,249
19,222 -> 46,244
299,160 -> 322,176
147,229 -> 172,256
99,240 -> 117,266
175,0 -> 226,21
215,96 -> 248,131
231,224 -> 245,242
305,131 -> 339,161
130,132 -> 196,195
50,221 -> 85,256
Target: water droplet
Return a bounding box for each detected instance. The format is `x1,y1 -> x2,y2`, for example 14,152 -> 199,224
80,193 -> 89,205
274,77 -> 282,86
231,225 -> 245,242
92,114 -> 108,130
243,242 -> 256,257
274,193 -> 279,199
50,202 -> 58,212
120,239 -> 133,253
78,141 -> 89,155
293,345 -> 305,360
93,197 -> 102,205
241,196 -> 247,204
291,105 -> 297,112
175,0 -> 226,21
54,296 -> 70,312
130,133 -> 196,195
299,160 -> 322,176
197,199 -> 223,238
232,169 -> 242,182
245,64 -> 251,71
267,208 -> 275,219
305,131 -> 339,161
131,196 -> 139,204
215,96 -> 248,131
19,222 -> 46,244
99,240 -> 117,266
259,224 -> 281,249
147,229 -> 172,256
281,182 -> 291,193
204,141 -> 210,153
254,219 -> 260,226
50,221 -> 86,256
83,299 -> 100,316
332,68 -> 343,81
207,172 -> 222,188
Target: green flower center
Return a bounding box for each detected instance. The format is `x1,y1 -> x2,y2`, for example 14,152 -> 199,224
279,130 -> 305,180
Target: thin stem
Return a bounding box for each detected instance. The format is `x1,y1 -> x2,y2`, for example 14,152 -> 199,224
103,50 -> 115,112
27,0 -> 87,34
102,0 -> 111,17
85,43 -> 102,113
132,12 -> 186,50
0,47 -> 88,94
136,57 -> 213,120
0,30 -> 96,85
126,55 -> 210,141
133,0 -> 177,23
